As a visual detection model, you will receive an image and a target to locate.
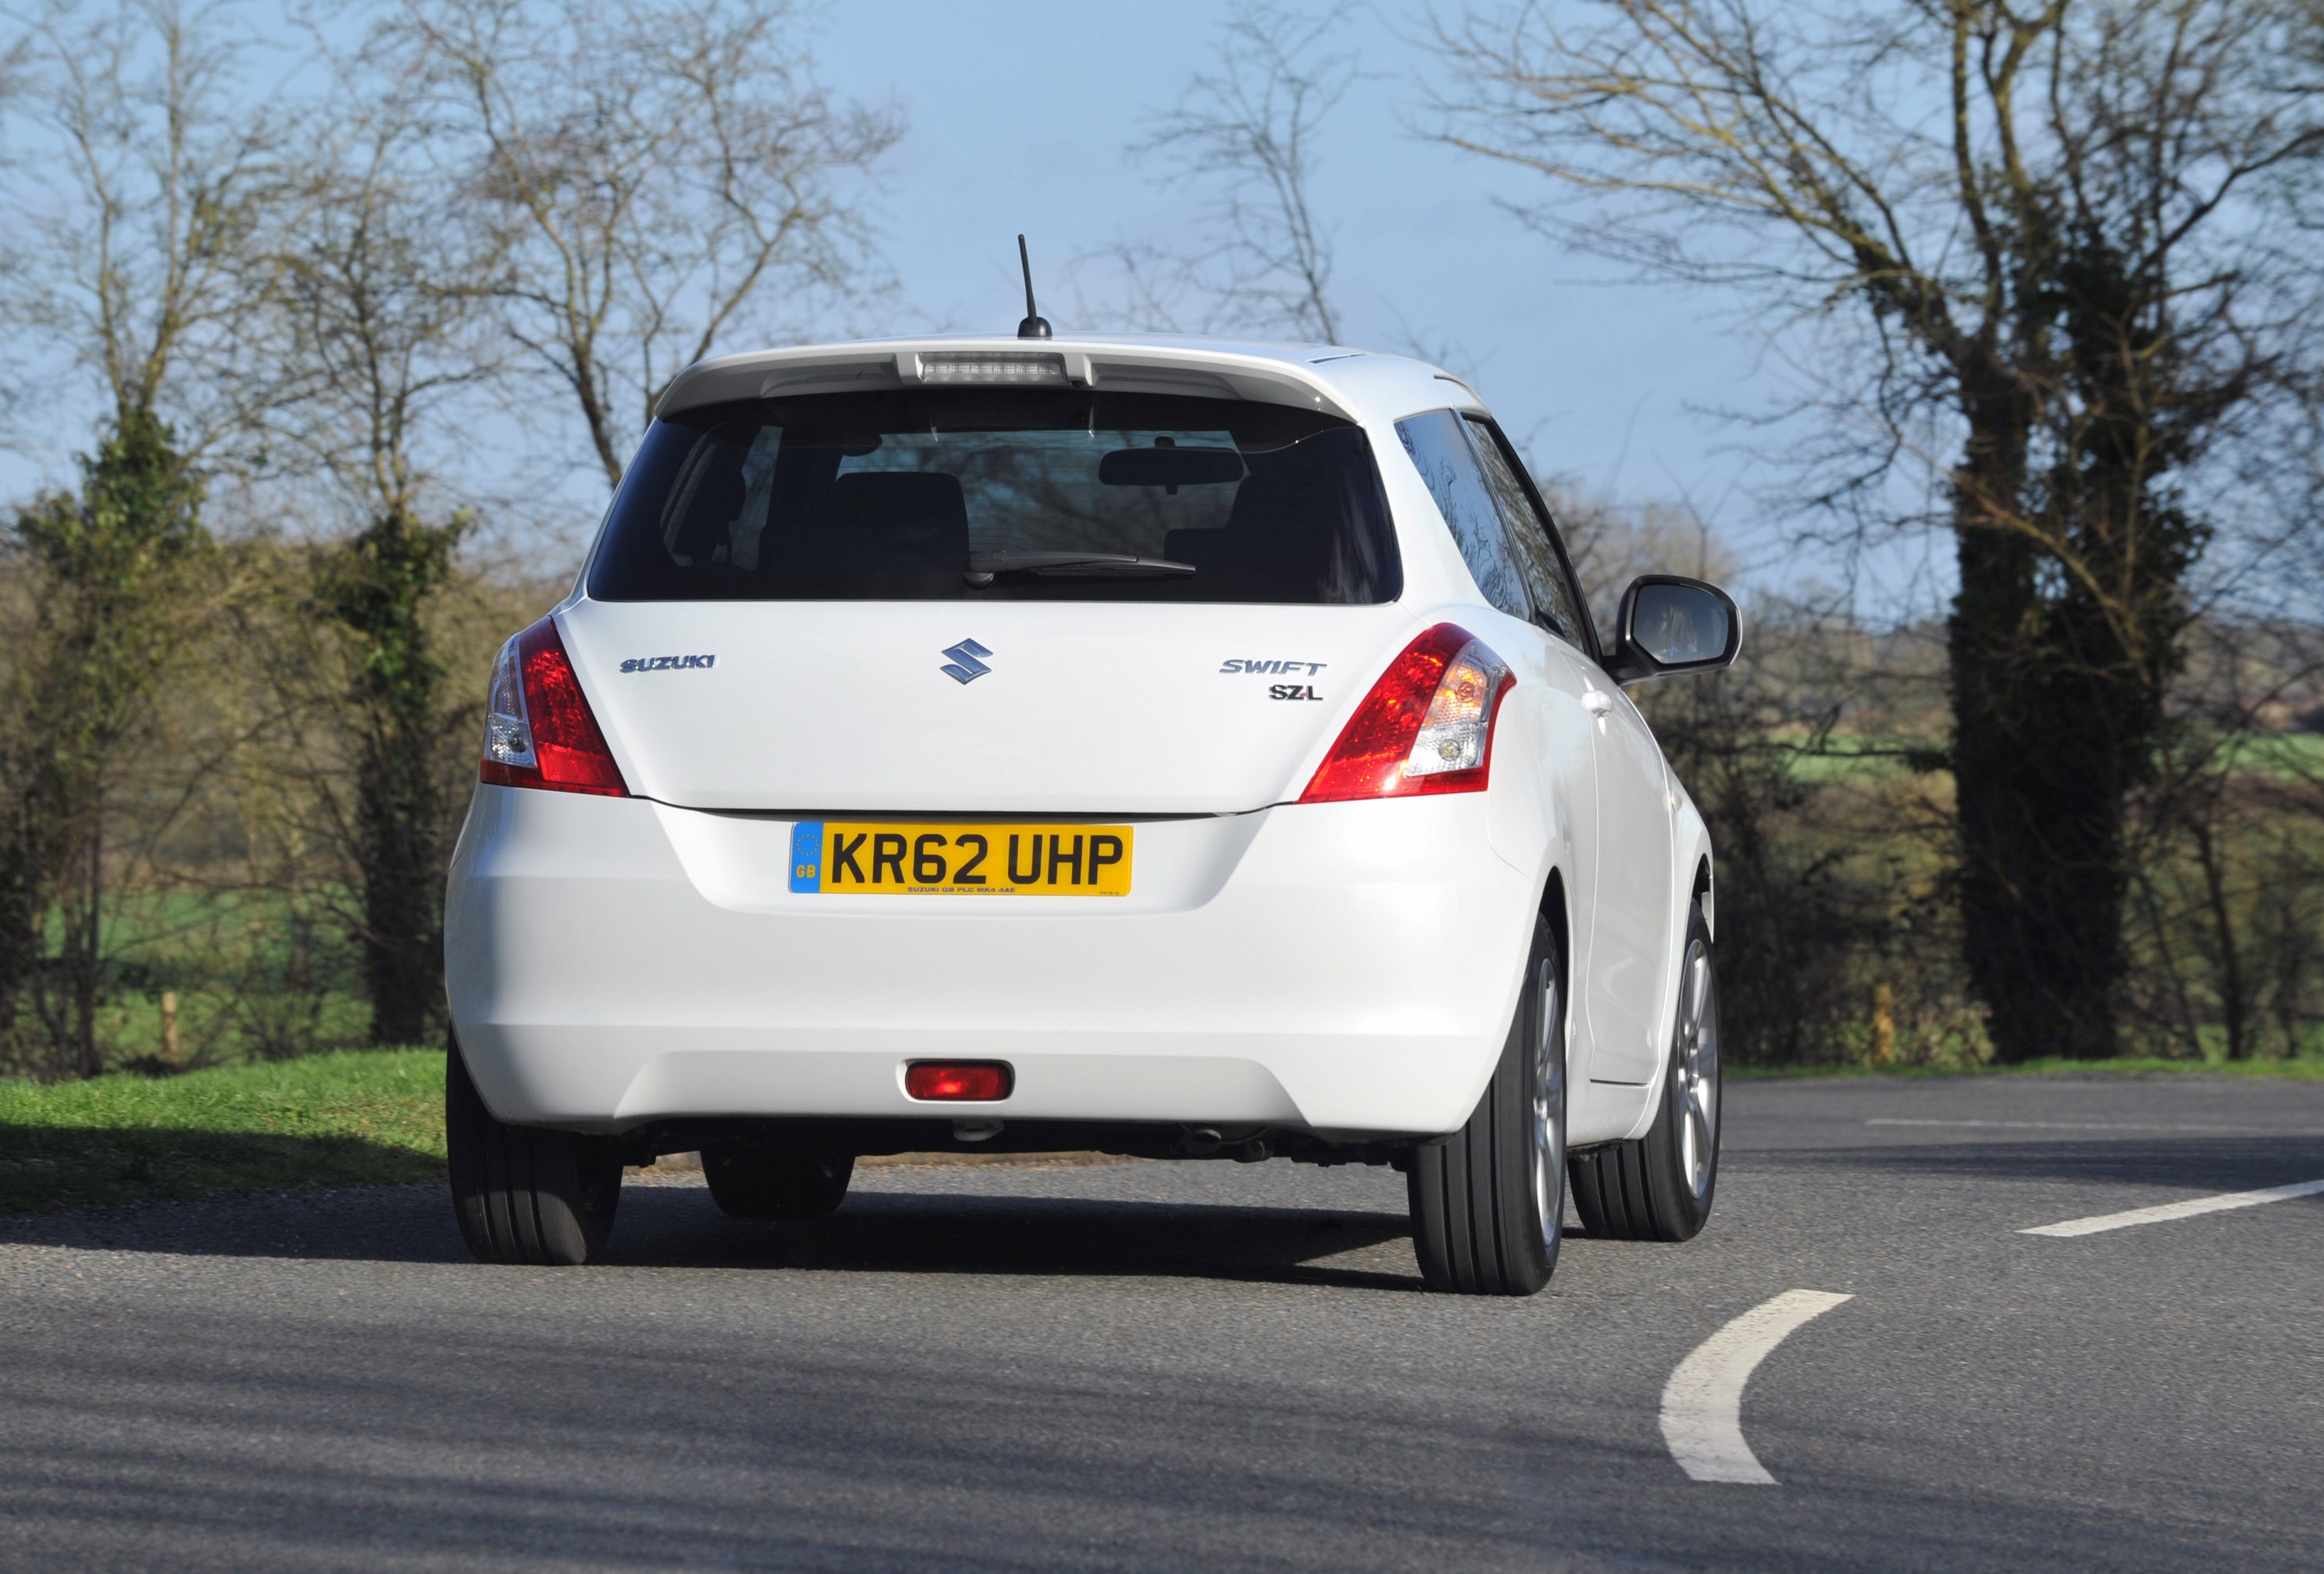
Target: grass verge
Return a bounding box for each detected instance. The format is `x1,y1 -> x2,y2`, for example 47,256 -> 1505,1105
4,1045 -> 2317,1216
1731,1054 -> 2324,1081
0,1049 -> 446,1215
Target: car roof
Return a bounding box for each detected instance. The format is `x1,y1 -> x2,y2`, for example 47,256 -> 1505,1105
654,333 -> 1489,429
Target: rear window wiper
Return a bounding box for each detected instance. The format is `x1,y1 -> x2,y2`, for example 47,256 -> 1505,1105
965,552 -> 1196,586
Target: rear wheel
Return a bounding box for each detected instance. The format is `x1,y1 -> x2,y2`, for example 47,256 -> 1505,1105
1570,900 -> 1720,1241
704,1148 -> 854,1221
1408,914 -> 1567,1296
447,1038 -> 622,1265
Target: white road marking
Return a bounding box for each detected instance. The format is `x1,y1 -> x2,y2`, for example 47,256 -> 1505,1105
2020,1178 -> 2324,1237
1660,1290 -> 1853,1485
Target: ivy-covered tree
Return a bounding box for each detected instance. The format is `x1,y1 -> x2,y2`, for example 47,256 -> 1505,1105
266,69 -> 498,1049
5,411 -> 209,1077
1435,0 -> 2324,1058
0,2 -> 284,1075
314,504 -> 470,1046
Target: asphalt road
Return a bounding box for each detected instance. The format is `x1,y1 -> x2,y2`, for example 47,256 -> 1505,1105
2,1073 -> 2319,1572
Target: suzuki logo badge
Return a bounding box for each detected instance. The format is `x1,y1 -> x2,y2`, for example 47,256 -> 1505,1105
939,638 -> 993,685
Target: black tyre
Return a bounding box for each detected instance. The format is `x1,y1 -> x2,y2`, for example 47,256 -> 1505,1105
1570,900 -> 1721,1242
1408,913 -> 1567,1296
704,1147 -> 854,1221
446,1037 -> 622,1265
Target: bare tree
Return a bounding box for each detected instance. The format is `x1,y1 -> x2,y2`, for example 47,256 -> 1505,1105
1096,1 -> 1358,342
2119,615 -> 2324,1059
1,0 -> 289,462
1550,489 -> 1733,630
0,30 -> 32,430
387,0 -> 903,488
263,63 -> 500,554
1432,0 -> 2324,1060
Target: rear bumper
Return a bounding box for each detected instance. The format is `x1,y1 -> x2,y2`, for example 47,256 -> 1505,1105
444,785 -> 1534,1138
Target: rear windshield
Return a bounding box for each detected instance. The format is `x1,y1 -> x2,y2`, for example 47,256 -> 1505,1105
586,390 -> 1400,604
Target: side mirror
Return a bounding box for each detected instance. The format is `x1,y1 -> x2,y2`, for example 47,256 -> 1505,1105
1606,575 -> 1741,685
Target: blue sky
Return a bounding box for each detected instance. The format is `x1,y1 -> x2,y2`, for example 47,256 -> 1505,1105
2,0 -> 1852,590
819,0 -> 1780,525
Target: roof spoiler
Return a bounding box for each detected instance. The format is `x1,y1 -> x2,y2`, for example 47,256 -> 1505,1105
657,343 -> 1356,422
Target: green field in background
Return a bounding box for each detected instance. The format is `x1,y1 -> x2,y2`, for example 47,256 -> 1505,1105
0,1049 -> 446,1214
53,886 -> 371,1070
1773,730 -> 2324,786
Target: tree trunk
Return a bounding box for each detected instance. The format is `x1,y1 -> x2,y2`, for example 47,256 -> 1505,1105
1946,354 -> 2131,1063
355,721 -> 447,1048
323,504 -> 468,1049
1952,543 -> 2143,1053
1948,216 -> 2194,1066
1952,540 -> 2125,1059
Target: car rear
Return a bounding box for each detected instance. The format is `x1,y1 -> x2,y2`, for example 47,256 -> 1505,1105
444,341 -> 1539,1152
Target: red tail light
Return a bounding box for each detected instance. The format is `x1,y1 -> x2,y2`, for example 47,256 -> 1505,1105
1298,624 -> 1514,803
478,618 -> 629,797
905,1062 -> 1013,1101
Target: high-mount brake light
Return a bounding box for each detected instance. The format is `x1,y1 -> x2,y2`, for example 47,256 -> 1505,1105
1298,624 -> 1513,803
905,1063 -> 1014,1102
478,618 -> 629,797
918,351 -> 1068,384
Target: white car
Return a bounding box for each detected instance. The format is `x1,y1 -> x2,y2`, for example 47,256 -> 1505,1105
443,333 -> 1738,1294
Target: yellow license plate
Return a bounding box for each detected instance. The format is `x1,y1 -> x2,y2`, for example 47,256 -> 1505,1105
788,821 -> 1132,896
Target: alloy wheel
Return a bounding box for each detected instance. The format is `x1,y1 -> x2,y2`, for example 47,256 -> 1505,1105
1530,954 -> 1566,1251
1675,937 -> 1720,1198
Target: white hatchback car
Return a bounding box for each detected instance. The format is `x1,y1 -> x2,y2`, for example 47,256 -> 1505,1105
443,333 -> 1739,1294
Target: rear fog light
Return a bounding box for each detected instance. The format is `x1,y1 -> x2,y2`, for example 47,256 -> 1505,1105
904,1063 -> 1013,1101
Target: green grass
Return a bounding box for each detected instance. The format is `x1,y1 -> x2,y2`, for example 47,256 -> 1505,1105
1781,740 -> 1933,786
2227,732 -> 2324,776
0,1049 -> 446,1215
1732,1053 -> 2324,1081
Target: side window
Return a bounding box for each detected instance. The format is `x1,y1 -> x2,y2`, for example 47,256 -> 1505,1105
1394,408 -> 1530,620
1464,415 -> 1592,650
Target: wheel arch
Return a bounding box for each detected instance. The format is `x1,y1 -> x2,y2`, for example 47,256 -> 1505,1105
1619,803 -> 1716,1142
1536,863 -> 1592,1114
1538,865 -> 1572,963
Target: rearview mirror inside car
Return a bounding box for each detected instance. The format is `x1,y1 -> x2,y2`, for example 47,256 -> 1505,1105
1606,575 -> 1742,684
1097,445 -> 1246,489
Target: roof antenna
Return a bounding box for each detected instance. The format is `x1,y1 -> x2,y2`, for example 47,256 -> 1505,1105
1016,234 -> 1052,340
